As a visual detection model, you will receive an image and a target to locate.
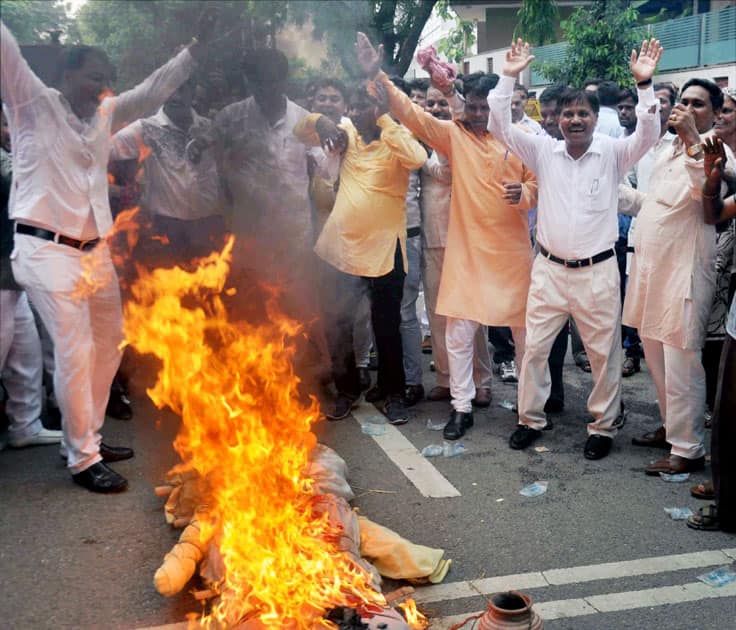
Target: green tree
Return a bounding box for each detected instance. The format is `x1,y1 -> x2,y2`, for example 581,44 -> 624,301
435,0 -> 476,64
540,0 -> 640,86
1,0 -> 71,43
291,0 -> 437,77
514,0 -> 559,46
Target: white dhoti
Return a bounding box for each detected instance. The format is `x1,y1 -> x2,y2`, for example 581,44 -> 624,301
11,235 -> 123,473
422,246 -> 492,394
519,254 -> 622,435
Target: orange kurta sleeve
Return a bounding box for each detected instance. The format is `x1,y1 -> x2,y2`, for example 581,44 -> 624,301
374,71 -> 453,156
293,112 -> 323,147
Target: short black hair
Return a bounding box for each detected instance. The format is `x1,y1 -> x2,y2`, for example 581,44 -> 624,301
681,78 -> 723,112
514,83 -> 529,99
308,77 -> 348,102
410,78 -> 430,93
583,77 -> 603,89
387,75 -> 410,96
597,80 -> 621,107
539,83 -> 566,108
59,45 -> 114,82
559,88 -> 599,115
653,82 -> 677,106
243,48 -> 289,84
463,73 -> 499,99
618,87 -> 638,104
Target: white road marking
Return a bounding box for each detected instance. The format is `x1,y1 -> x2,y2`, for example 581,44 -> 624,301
351,401 -> 461,498
137,548 -> 736,630
413,548 -> 736,603
431,580 -> 736,627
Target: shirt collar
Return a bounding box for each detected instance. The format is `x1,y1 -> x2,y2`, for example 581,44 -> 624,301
552,134 -> 604,157
153,107 -> 199,130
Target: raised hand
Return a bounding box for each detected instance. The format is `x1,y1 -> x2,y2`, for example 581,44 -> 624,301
703,136 -> 726,192
503,38 -> 535,79
356,32 -> 383,78
630,38 -> 663,83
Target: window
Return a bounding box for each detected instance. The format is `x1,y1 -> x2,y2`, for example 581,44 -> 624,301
463,61 -> 470,75
486,57 -> 494,73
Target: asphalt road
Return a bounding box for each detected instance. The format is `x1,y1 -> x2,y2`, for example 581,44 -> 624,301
1,344 -> 734,630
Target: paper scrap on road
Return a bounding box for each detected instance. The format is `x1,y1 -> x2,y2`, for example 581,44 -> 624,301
426,419 -> 446,431
664,507 -> 693,520
520,481 -> 548,497
534,446 -> 550,453
660,472 -> 690,482
697,566 -> 736,587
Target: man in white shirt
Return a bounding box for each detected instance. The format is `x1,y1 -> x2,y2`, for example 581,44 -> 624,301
511,83 -> 543,135
487,37 -> 663,459
1,14 -> 213,493
594,80 -> 626,138
110,80 -> 223,268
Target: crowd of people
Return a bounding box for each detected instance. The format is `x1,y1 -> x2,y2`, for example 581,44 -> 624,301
0,19 -> 734,534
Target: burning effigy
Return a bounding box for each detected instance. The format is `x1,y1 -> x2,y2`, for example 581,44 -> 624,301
121,236 -> 447,628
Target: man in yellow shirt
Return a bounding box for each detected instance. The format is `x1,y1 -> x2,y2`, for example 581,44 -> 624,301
294,82 -> 426,424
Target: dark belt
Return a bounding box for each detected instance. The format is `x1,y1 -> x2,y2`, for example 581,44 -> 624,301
407,226 -> 421,238
539,244 -> 615,268
15,223 -> 100,251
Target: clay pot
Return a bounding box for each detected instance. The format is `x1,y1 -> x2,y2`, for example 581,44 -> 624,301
478,591 -> 544,630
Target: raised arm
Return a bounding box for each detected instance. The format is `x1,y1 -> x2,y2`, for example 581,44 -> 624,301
613,39 -> 663,172
356,32 -> 452,155
487,39 -> 550,173
0,21 -> 45,109
108,7 -> 218,133
702,137 -> 736,224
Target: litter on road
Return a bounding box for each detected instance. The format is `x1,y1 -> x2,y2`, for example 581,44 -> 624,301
697,566 -> 736,587
519,481 -> 548,497
663,507 -> 694,520
659,472 -> 690,482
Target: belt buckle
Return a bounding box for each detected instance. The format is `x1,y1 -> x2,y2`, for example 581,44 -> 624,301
79,239 -> 94,251
564,259 -> 580,268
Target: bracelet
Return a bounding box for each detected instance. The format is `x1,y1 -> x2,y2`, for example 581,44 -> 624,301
637,79 -> 652,87
702,190 -> 720,199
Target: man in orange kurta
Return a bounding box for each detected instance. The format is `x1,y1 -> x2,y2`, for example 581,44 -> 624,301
356,33 -> 538,440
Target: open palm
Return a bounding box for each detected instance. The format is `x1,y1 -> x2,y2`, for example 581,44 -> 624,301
630,38 -> 663,83
503,38 -> 535,78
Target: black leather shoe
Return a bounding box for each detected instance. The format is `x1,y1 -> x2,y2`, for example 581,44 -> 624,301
443,411 -> 473,440
365,386 -> 386,403
509,425 -> 543,450
403,384 -> 425,407
72,462 -> 128,493
584,435 -> 613,460
358,368 -> 372,392
99,442 -> 135,462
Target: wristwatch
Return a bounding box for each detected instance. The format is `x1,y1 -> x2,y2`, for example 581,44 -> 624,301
686,143 -> 704,158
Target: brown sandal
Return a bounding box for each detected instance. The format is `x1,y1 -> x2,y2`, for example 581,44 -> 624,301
690,481 -> 715,500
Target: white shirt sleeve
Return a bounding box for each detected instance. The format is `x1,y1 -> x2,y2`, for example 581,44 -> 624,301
612,86 -> 660,175
487,75 -> 550,174
1,21 -> 46,109
108,48 -> 195,135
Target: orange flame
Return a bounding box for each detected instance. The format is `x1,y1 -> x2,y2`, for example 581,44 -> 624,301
398,599 -> 429,629
123,236 -> 387,627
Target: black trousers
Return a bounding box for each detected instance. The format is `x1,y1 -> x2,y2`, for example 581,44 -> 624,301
712,333 -> 736,531
324,242 -> 406,400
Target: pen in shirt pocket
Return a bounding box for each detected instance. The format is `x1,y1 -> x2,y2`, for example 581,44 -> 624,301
504,149 -> 509,161
590,178 -> 600,194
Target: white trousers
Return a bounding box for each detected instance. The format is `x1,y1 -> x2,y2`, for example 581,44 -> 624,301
641,337 -> 706,459
446,318 -> 524,413
11,235 -> 124,473
422,246 -> 493,392
0,290 -> 43,441
519,255 -> 622,435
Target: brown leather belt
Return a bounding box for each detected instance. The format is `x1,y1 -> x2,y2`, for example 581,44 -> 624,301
15,223 -> 100,251
539,244 -> 615,269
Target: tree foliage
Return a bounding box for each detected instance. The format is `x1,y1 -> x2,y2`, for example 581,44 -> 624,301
514,0 -> 559,46
435,0 -> 476,64
540,0 -> 640,86
290,0 -> 437,77
1,0 -> 71,43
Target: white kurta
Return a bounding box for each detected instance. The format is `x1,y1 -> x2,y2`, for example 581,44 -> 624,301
622,132 -> 733,350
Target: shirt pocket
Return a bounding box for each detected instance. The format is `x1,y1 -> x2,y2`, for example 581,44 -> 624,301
584,175 -> 609,212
